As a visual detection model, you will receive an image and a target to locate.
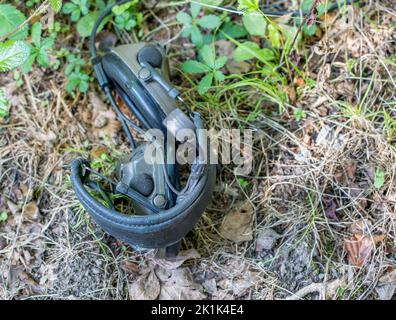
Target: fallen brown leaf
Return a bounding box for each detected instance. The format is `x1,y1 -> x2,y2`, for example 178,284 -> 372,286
255,228 -> 280,251
324,199 -> 337,220
152,249 -> 200,270
90,146 -> 109,159
375,268 -> 396,300
24,201 -> 39,220
349,219 -> 372,235
128,270 -> 160,300
158,268 -> 206,300
284,86 -> 297,105
121,261 -> 139,273
344,234 -> 385,267
219,201 -> 254,242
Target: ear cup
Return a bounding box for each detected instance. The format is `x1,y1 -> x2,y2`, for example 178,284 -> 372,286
129,173 -> 154,196
137,45 -> 163,68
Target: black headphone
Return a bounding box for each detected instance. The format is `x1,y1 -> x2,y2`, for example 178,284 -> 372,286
70,0 -> 216,257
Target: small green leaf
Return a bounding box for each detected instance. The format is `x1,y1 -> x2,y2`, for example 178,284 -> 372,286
242,11 -> 266,37
268,24 -> 281,47
302,0 -> 330,16
374,168 -> 385,189
0,88 -> 9,118
181,26 -> 192,37
257,48 -> 275,61
112,1 -> 137,15
190,2 -> 201,19
214,70 -> 225,82
198,73 -> 213,95
62,3 -> 76,14
237,0 -> 260,12
0,211 -> 8,223
182,60 -> 211,73
197,0 -> 224,6
176,11 -> 192,25
237,178 -> 249,188
77,12 -> 102,37
303,23 -> 317,36
31,22 -> 42,47
293,108 -> 307,121
191,25 -> 203,47
0,40 -> 31,72
218,21 -> 248,39
214,56 -> 227,69
49,0 -> 63,13
0,4 -> 28,40
79,80 -> 89,92
199,45 -> 215,68
22,51 -> 35,73
233,41 -> 260,62
197,15 -> 221,29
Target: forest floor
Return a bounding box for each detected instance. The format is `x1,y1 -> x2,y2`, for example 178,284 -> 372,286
0,0 -> 396,300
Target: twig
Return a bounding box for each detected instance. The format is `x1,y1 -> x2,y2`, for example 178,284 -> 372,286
1,1 -> 49,42
287,0 -> 322,59
23,73 -> 38,112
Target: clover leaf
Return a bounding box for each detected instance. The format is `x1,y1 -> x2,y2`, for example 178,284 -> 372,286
177,3 -> 222,48
182,45 -> 227,95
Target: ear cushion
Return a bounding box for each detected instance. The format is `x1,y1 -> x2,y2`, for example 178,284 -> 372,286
137,45 -> 163,68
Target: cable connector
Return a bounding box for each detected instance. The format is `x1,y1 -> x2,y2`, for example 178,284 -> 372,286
92,57 -> 108,90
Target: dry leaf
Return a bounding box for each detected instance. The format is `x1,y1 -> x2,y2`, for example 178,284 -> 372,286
128,270 -> 160,300
121,261 -> 139,273
294,77 -> 305,87
90,146 -> 109,159
24,201 -> 39,220
375,268 -> 396,300
7,200 -> 19,215
202,278 -> 217,295
153,249 -> 200,270
349,219 -> 372,235
344,234 -> 385,267
219,201 -> 254,242
346,161 -> 358,180
158,268 -> 206,300
226,60 -> 251,74
284,86 -> 297,105
256,228 -> 280,251
324,199 -> 337,220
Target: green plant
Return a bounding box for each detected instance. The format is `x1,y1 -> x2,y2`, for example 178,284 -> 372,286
383,109 -> 396,144
233,41 -> 275,63
0,211 -> 8,223
374,168 -> 385,189
0,40 -> 31,72
294,108 -> 307,121
298,0 -> 331,36
114,11 -> 136,30
63,0 -> 90,22
13,70 -> 24,87
242,11 -> 266,37
0,2 -> 62,73
177,2 -> 222,48
0,88 -> 8,119
237,178 -> 249,188
182,44 -> 227,95
23,22 -> 55,73
65,53 -> 92,93
66,71 -> 91,93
